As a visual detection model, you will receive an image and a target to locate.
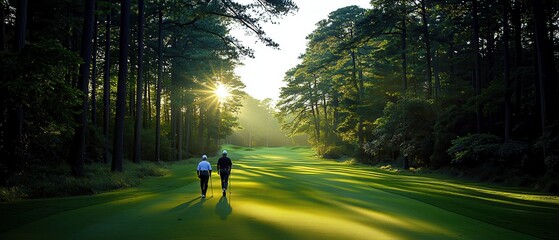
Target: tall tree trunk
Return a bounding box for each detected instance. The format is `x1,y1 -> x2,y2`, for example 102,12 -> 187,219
186,106 -> 192,155
143,62 -> 149,129
71,0 -> 95,176
350,49 -> 363,145
155,5 -> 163,162
128,27 -> 136,117
358,69 -> 364,142
3,0 -> 27,179
473,0 -> 483,133
533,42 -> 543,137
103,0 -> 112,164
532,0 -> 557,137
91,2 -> 99,127
132,0 -> 144,164
434,51 -> 441,99
512,0 -> 522,117
332,92 -> 340,137
178,93 -> 183,161
313,78 -> 321,143
486,24 -> 496,86
322,92 -> 329,144
112,0 -> 131,172
170,56 -> 180,161
503,0 -> 512,143
146,70 -> 151,127
11,0 -> 28,142
0,2 -> 5,185
420,0 -> 433,98
307,78 -> 320,143
401,0 -> 407,93
1,2 -> 5,51
70,5 -> 80,89
199,105 -> 207,151
14,0 -> 27,50
309,95 -> 319,142
164,97 -> 170,123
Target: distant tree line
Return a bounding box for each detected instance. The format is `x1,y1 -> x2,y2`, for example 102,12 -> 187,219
228,96 -> 308,147
278,0 -> 558,176
0,0 -> 297,184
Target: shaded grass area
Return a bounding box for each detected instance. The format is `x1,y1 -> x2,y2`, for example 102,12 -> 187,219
349,169 -> 559,239
0,160 -> 197,232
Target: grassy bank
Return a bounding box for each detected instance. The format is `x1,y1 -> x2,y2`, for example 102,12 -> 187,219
1,161 -> 170,202
0,159 -> 198,232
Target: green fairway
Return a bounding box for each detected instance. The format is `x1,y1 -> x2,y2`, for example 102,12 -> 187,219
1,147 -> 558,239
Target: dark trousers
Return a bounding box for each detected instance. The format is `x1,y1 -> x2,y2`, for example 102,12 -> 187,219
199,175 -> 209,195
219,170 -> 230,190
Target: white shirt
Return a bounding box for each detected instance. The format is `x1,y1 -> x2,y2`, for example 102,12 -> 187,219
197,160 -> 212,171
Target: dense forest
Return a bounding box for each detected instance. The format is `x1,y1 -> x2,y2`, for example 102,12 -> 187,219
0,0 -> 297,185
1,0 -> 558,194
277,0 -> 559,182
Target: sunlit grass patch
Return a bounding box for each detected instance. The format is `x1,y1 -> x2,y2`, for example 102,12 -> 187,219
285,166 -> 323,175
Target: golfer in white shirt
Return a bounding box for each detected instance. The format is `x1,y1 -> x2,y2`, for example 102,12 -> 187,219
197,155 -> 212,198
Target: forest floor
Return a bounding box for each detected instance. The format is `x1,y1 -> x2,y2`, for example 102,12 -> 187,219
1,146 -> 558,239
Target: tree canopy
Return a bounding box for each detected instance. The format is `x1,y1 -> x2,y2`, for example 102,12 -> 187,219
278,1 -> 559,176
0,0 -> 297,182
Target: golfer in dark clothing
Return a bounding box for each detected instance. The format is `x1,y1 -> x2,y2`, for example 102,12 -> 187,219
197,155 -> 212,198
217,150 -> 232,196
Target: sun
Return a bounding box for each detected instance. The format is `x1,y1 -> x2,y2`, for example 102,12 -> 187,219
214,83 -> 231,102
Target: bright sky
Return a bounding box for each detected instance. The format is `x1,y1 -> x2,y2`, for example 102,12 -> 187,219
232,0 -> 371,101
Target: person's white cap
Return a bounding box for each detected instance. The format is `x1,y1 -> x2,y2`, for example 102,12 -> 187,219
202,155 -> 207,160
222,150 -> 227,155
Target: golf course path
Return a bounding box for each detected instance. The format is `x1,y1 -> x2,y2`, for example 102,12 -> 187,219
2,147 -> 556,239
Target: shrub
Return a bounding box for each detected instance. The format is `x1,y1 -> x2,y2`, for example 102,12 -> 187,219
534,124 -> 559,173
430,105 -> 475,167
365,98 -> 436,166
496,141 -> 528,164
447,134 -> 502,165
322,146 -> 344,159
544,155 -> 559,172
0,161 -> 170,202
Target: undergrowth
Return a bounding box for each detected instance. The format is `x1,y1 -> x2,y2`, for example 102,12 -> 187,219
0,161 -> 169,202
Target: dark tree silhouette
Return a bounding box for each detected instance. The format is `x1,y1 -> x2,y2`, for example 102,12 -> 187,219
71,0 -> 95,176
155,4 -> 162,162
103,0 -> 112,164
132,0 -> 145,164
112,0 -> 131,172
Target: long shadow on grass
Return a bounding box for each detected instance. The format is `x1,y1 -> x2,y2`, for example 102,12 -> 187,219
319,165 -> 559,239
232,151 -> 557,239
231,159 -> 447,239
215,196 -> 232,220
322,164 -> 558,239
170,196 -> 205,212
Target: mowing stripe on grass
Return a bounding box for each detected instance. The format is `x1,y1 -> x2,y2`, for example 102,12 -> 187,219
1,147 -> 557,239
